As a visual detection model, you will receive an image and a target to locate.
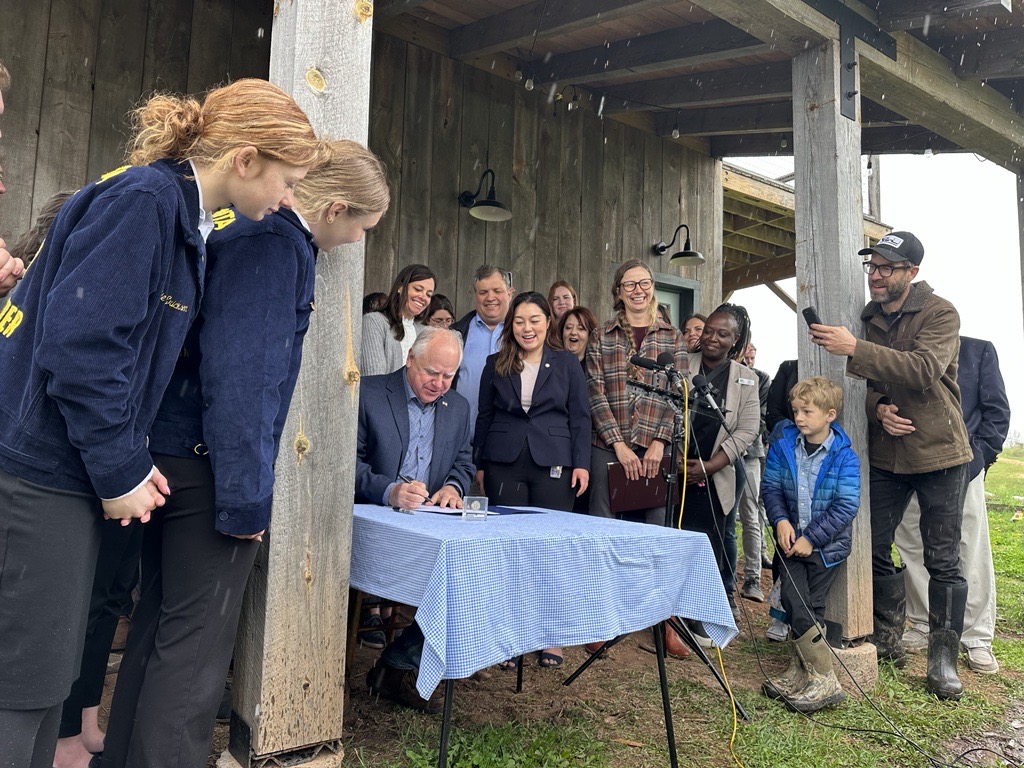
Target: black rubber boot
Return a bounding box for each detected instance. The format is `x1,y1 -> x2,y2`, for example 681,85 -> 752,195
926,581 -> 967,701
870,568 -> 907,667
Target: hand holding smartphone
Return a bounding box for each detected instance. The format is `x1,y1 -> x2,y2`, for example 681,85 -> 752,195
802,306 -> 823,327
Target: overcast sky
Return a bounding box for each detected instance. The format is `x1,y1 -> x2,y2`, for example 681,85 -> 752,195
732,153 -> 1024,439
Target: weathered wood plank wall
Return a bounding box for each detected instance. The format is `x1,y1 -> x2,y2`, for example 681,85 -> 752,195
365,34 -> 723,320
0,0 -> 273,240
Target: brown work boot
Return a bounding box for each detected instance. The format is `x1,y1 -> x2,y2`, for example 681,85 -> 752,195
367,663 -> 444,714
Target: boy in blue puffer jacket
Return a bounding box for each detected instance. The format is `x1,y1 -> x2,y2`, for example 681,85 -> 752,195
760,376 -> 861,713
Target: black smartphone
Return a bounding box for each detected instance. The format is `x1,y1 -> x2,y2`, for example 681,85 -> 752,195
802,306 -> 823,327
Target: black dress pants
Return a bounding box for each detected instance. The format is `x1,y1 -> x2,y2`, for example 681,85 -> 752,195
102,455 -> 260,768
485,442 -> 577,512
60,520 -> 143,737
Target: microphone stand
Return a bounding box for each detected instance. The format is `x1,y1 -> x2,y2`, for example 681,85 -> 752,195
564,371 -> 750,735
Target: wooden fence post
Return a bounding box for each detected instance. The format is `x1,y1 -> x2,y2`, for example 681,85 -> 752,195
224,4 -> 373,766
792,38 -> 874,642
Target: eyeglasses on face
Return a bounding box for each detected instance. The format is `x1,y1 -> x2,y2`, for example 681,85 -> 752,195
619,279 -> 654,292
429,317 -> 454,327
863,262 -> 912,277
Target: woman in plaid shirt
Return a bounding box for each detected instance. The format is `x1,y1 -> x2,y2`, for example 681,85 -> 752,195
585,260 -> 688,523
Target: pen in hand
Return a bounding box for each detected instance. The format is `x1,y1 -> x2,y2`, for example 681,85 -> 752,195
397,474 -> 431,505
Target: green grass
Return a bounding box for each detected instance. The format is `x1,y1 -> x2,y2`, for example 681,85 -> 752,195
357,718 -> 608,768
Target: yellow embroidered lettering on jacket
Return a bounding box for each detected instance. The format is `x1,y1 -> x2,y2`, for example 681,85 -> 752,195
0,299 -> 24,338
98,165 -> 131,184
160,294 -> 189,313
212,208 -> 236,230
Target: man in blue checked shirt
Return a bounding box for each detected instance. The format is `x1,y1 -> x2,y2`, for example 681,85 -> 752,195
356,327 -> 475,712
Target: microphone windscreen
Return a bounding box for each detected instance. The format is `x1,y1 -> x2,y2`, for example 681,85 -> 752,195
656,351 -> 675,366
629,355 -> 660,370
692,374 -> 709,388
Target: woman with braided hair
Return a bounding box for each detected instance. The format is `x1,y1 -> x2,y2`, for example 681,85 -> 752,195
681,303 -> 761,630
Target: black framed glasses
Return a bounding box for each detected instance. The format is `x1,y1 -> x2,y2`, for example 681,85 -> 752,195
620,278 -> 654,292
863,262 -> 912,277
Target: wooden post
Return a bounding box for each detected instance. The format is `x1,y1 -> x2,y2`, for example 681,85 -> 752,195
792,38 -> 873,641
1019,174 -> 1024,345
226,4 -> 373,766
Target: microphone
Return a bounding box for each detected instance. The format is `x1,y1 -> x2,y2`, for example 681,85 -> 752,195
655,351 -> 676,368
629,354 -> 664,371
692,374 -> 728,424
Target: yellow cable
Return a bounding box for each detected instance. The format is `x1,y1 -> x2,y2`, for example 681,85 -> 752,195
714,645 -> 749,768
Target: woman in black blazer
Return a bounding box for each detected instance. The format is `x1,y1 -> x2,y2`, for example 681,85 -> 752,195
475,292 -> 592,667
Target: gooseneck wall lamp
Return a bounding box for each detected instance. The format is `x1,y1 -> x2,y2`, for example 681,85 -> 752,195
458,168 -> 512,222
652,223 -> 705,266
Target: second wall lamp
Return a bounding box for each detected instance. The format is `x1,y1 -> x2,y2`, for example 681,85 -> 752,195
458,168 -> 512,222
652,223 -> 705,266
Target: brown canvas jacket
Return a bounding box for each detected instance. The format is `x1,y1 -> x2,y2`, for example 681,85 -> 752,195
846,281 -> 972,474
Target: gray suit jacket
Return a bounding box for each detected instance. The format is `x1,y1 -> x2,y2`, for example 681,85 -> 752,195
355,368 -> 475,504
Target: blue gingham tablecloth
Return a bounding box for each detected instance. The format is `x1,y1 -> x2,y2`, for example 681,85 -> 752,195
351,504 -> 738,698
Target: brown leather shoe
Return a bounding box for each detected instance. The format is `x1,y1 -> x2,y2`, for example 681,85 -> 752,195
367,664 -> 444,714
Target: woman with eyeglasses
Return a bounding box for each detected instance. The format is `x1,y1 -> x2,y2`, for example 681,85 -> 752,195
586,260 -> 688,524
426,293 -> 456,328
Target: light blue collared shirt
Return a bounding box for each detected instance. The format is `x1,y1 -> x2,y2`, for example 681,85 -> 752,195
795,430 -> 836,531
188,159 -> 215,243
382,376 -> 437,505
456,313 -> 503,437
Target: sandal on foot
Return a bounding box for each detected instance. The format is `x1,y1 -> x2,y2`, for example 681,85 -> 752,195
497,658 -> 518,671
538,651 -> 563,668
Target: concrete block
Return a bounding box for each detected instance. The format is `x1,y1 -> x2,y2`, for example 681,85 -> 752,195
832,641 -> 879,696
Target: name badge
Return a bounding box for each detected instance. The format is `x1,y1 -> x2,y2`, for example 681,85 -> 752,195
737,377 -> 756,386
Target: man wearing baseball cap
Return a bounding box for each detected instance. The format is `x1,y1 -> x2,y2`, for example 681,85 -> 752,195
808,231 -> 972,701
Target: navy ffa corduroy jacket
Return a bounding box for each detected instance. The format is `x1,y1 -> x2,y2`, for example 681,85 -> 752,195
761,421 -> 861,567
474,347 -> 592,471
0,160 -> 204,498
148,207 -> 316,535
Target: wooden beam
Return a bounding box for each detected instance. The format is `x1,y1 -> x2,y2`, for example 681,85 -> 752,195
373,13 -> 450,57
858,30 -> 1024,171
603,62 -> 793,113
765,280 -> 797,311
533,20 -> 771,85
686,0 -> 835,57
689,0 -> 1024,169
724,213 -> 796,249
709,125 -> 965,157
722,231 -> 792,259
374,0 -> 429,18
723,164 -> 797,213
937,29 -> 1024,80
450,0 -> 669,60
792,39 -> 873,641
876,0 -> 1012,32
723,255 -> 795,291
656,102 -> 791,137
